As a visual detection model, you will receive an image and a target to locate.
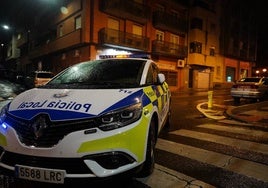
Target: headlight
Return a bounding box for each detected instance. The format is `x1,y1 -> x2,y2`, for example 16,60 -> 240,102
0,104 -> 9,124
98,103 -> 142,131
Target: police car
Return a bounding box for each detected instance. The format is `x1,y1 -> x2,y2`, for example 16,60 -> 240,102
0,58 -> 171,184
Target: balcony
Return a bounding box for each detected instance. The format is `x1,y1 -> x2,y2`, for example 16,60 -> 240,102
99,28 -> 149,51
29,29 -> 82,59
152,40 -> 188,58
99,0 -> 149,24
153,11 -> 188,35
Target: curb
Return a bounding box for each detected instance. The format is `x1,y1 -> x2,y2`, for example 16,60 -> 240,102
197,102 -> 226,120
226,101 -> 268,125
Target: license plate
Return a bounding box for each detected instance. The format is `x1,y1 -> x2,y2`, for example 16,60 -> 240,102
15,165 -> 65,184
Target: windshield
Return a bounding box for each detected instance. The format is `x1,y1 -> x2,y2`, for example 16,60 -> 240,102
46,59 -> 146,89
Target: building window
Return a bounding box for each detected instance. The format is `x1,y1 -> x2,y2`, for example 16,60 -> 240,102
216,66 -> 220,76
190,41 -> 202,53
190,17 -> 203,30
210,47 -> 215,56
161,70 -> 177,86
59,25 -> 63,37
133,25 -> 142,36
156,30 -> 164,41
75,16 -> 81,30
170,34 -> 179,44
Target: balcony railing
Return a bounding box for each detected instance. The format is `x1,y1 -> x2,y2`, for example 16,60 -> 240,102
29,29 -> 82,59
99,28 -> 149,51
99,0 -> 149,24
152,40 -> 188,58
153,11 -> 188,34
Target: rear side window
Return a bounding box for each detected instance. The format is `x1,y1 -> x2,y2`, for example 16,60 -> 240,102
239,78 -> 261,83
37,73 -> 54,78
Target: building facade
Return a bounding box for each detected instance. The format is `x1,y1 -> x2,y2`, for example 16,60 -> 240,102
6,0 -> 258,92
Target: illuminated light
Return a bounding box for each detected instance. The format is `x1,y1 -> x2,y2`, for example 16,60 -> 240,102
72,66 -> 79,71
2,25 -> 10,30
61,6 -> 69,14
1,123 -> 7,129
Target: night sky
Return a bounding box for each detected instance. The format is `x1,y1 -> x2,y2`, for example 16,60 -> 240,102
0,0 -> 268,67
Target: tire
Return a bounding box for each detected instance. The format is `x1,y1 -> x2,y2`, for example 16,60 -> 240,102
135,119 -> 156,178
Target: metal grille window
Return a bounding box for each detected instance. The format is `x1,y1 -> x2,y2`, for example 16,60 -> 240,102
161,70 -> 177,86
190,41 -> 202,53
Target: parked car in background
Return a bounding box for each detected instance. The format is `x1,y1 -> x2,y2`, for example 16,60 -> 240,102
0,58 -> 171,184
231,77 -> 268,103
24,71 -> 54,88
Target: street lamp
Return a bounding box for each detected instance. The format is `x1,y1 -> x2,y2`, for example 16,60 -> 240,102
255,70 -> 260,77
263,68 -> 267,77
2,24 -> 10,30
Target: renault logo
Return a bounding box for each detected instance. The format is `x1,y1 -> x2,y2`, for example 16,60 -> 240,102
31,115 -> 49,139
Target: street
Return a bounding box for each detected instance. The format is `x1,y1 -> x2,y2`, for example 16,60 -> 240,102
0,81 -> 268,187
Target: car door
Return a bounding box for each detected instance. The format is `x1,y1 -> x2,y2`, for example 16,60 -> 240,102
147,63 -> 170,128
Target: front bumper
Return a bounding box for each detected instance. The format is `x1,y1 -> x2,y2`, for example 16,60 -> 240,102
0,116 -> 149,179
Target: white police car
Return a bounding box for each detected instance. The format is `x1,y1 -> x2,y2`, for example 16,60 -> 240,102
0,58 -> 171,184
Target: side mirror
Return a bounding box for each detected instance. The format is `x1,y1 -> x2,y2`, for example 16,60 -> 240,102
158,73 -> 165,84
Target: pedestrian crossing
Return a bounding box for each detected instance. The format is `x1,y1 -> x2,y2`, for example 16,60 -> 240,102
137,123 -> 268,187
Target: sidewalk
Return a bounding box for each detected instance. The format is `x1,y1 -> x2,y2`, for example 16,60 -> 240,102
198,100 -> 268,127
226,101 -> 268,127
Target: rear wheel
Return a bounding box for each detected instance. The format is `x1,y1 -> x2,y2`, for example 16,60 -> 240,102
136,119 -> 156,178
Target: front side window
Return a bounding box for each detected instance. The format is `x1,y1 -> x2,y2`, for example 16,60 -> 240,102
146,64 -> 159,85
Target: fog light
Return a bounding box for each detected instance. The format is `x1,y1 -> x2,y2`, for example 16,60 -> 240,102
84,151 -> 136,169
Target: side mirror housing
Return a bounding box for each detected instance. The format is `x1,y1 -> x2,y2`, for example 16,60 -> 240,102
158,73 -> 165,84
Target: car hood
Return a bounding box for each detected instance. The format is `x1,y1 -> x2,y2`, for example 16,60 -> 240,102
7,88 -> 145,121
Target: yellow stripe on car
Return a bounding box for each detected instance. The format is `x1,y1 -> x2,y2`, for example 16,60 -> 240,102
77,116 -> 149,162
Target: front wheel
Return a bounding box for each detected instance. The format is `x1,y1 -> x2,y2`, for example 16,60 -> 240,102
135,119 -> 156,178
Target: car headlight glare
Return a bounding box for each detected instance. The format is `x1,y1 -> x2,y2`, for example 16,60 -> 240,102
99,103 -> 142,131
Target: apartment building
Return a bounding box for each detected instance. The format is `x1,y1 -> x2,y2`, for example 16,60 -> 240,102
6,0 -> 257,91
220,0 -> 257,82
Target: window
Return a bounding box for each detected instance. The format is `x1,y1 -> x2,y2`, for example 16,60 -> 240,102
161,71 -> 177,86
107,18 -> 120,42
190,17 -> 203,30
170,34 -> 179,44
59,25 -> 63,37
133,25 -> 142,36
75,16 -> 81,30
146,64 -> 159,85
216,66 -> 221,76
156,30 -> 164,41
210,47 -> 215,56
190,42 -> 202,53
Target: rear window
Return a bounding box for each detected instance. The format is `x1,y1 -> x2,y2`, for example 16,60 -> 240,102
238,78 -> 261,83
